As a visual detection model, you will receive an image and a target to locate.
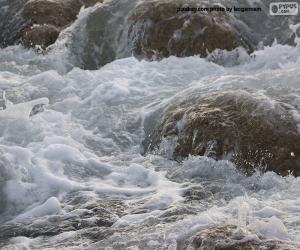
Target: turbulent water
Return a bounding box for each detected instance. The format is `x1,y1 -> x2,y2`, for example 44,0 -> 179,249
1,1 -> 300,249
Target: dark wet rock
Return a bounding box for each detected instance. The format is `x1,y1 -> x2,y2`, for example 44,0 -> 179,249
66,0 -> 254,69
188,224 -> 300,250
1,0 -> 299,69
20,0 -> 104,49
22,0 -> 79,28
22,0 -> 103,27
56,0 -> 299,69
22,24 -> 60,50
128,1 -> 251,60
143,90 -> 300,176
0,0 -> 103,49
22,0 -> 104,28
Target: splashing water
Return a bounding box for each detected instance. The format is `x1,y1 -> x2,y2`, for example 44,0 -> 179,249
0,2 -> 300,249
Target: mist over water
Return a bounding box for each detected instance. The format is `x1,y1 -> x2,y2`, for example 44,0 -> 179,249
0,0 -> 300,249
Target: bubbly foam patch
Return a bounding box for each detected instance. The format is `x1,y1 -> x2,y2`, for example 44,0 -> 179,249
0,42 -> 300,247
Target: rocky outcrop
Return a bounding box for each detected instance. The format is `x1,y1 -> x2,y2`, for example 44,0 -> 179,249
128,1 -> 252,60
188,225 -> 300,250
65,0 -> 253,69
21,0 -> 104,49
142,90 -> 300,176
0,0 -> 103,49
1,0 -> 299,69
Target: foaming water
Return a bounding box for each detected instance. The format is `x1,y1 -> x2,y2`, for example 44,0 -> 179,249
1,40 -> 300,248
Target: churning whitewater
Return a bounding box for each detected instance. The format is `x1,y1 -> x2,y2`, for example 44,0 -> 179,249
0,2 -> 300,249
0,43 -> 300,249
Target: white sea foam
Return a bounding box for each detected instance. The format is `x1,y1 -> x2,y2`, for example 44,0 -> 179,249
0,40 -> 300,248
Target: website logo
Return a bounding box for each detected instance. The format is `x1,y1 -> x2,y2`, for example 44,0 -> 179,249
270,2 -> 298,15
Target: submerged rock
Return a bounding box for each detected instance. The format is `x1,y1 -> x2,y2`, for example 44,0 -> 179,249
143,90 -> 300,176
128,1 -> 252,60
0,195 -> 125,245
188,224 -> 300,250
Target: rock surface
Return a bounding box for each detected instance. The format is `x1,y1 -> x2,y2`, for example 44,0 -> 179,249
0,0 -> 103,49
128,1 -> 251,60
21,24 -> 60,49
1,0 -> 300,68
188,224 -> 300,250
22,0 -> 79,27
142,90 -> 300,176
21,0 -> 104,49
65,0 -> 253,69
